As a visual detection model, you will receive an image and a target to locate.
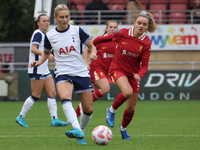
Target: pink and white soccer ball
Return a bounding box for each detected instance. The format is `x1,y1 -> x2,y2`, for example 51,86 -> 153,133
91,125 -> 113,146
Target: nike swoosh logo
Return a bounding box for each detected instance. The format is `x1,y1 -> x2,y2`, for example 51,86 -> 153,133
52,41 -> 58,44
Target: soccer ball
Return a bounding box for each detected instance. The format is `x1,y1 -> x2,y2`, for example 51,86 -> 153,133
91,125 -> 112,146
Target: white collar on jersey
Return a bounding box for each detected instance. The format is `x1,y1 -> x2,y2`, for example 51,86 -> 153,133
128,27 -> 146,41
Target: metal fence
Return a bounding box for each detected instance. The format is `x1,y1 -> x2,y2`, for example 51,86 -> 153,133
52,10 -> 200,25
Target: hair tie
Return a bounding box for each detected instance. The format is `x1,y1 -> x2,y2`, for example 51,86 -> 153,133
135,11 -> 149,22
140,11 -> 147,15
35,17 -> 38,21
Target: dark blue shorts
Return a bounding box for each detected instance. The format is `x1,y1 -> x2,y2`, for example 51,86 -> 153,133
56,75 -> 94,94
29,73 -> 51,80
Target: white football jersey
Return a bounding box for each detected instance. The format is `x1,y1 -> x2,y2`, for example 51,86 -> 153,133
28,29 -> 50,75
44,25 -> 90,77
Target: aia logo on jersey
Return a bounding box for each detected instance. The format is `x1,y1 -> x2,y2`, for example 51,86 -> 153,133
59,46 -> 76,55
139,46 -> 143,52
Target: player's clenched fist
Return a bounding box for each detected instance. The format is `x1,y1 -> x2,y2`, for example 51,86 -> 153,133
90,53 -> 97,61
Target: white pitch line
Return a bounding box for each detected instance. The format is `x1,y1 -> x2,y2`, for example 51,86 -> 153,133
0,134 -> 199,138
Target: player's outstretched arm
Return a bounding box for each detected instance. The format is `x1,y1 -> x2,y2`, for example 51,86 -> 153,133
93,34 -> 113,45
29,50 -> 50,67
86,40 -> 97,61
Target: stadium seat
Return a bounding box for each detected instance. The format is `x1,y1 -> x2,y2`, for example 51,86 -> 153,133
69,0 -> 86,4
168,12 -> 186,24
149,0 -> 168,3
140,0 -> 148,10
151,12 -> 166,24
149,0 -> 168,10
109,4 -> 125,10
190,0 -> 195,7
169,0 -> 188,10
169,4 -> 187,10
149,4 -> 167,10
88,0 -> 108,4
109,0 -> 127,4
76,4 -> 86,11
169,0 -> 188,3
68,0 -> 86,21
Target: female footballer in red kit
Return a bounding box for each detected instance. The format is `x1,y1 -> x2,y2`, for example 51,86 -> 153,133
75,20 -> 118,117
96,11 -> 159,140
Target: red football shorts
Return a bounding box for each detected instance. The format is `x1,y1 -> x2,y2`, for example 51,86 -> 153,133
110,71 -> 140,93
90,68 -> 109,83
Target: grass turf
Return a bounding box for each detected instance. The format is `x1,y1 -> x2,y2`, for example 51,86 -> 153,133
0,100 -> 200,150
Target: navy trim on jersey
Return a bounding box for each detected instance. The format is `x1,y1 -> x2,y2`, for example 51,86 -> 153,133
32,32 -> 42,74
32,32 -> 42,43
79,27 -> 90,45
55,25 -> 70,33
80,43 -> 82,54
44,34 -> 51,52
33,54 -> 39,74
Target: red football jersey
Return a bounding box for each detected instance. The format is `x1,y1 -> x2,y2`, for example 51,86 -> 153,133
90,35 -> 117,72
109,28 -> 151,79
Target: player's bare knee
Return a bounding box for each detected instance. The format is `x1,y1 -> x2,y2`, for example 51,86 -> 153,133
123,90 -> 133,99
83,107 -> 93,114
59,95 -> 69,100
101,86 -> 110,95
52,91 -> 57,97
32,94 -> 41,99
105,86 -> 110,93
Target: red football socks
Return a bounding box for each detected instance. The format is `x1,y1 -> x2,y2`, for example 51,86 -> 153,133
112,93 -> 127,109
92,89 -> 102,102
121,109 -> 135,128
75,104 -> 80,117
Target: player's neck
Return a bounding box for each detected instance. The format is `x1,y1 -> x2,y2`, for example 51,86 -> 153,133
57,25 -> 69,31
133,29 -> 143,38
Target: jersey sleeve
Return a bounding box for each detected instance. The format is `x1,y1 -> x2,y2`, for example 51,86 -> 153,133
32,32 -> 42,45
79,27 -> 91,45
44,34 -> 52,52
112,29 -> 122,42
93,34 -> 114,45
138,45 -> 151,79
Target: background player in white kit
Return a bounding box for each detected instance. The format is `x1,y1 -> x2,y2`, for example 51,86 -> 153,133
15,14 -> 69,127
30,4 -> 97,144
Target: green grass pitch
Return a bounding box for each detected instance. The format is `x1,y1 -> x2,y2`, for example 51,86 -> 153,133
0,100 -> 200,150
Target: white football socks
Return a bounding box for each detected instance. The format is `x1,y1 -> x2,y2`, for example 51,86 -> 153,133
20,96 -> 35,118
120,125 -> 127,131
110,106 -> 116,113
47,97 -> 58,120
62,101 -> 80,130
80,112 -> 92,132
